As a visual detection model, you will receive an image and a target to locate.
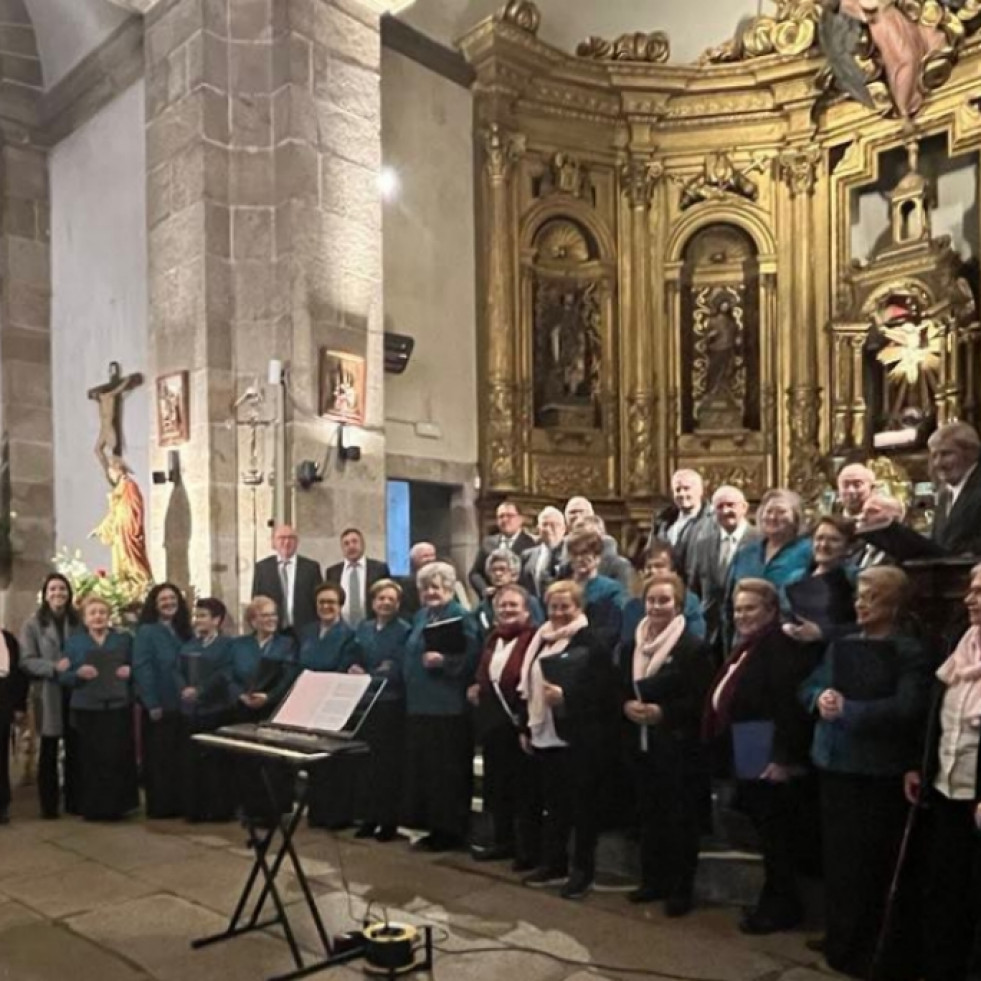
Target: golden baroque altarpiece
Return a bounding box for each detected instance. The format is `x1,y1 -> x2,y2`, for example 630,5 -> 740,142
461,0 -> 981,532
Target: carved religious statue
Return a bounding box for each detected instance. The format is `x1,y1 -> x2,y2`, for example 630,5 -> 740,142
87,361 -> 143,465
694,288 -> 746,430
91,454 -> 153,590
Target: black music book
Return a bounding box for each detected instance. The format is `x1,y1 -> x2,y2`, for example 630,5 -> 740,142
832,638 -> 899,701
539,647 -> 589,693
82,649 -> 128,702
423,617 -> 467,656
248,657 -> 285,695
181,651 -> 230,710
856,520 -> 948,561
785,567 -> 855,633
732,720 -> 774,780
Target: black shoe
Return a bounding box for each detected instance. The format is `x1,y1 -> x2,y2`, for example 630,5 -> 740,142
375,825 -> 399,842
0,807 -> 9,826
412,832 -> 461,853
470,843 -> 513,863
522,867 -> 567,888
560,871 -> 593,900
628,886 -> 667,904
354,823 -> 377,839
665,895 -> 693,918
511,855 -> 538,873
805,936 -> 826,953
738,909 -> 802,935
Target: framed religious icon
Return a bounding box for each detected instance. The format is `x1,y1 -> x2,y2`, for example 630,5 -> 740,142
156,371 -> 189,447
319,349 -> 366,425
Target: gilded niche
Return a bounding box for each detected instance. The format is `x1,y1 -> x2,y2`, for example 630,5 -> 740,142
539,152 -> 593,202
531,218 -> 604,430
680,225 -> 761,435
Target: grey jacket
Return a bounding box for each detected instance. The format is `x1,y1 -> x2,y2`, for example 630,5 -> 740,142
20,615 -> 76,737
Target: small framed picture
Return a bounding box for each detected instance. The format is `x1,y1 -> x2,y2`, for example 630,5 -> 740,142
319,349 -> 366,425
156,371 -> 189,447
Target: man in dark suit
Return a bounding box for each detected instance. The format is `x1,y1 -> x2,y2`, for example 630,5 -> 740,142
688,485 -> 761,648
252,525 -> 323,634
324,527 -> 391,626
520,506 -> 566,599
649,469 -> 713,582
854,493 -> 904,570
929,421 -> 981,556
469,500 -> 536,599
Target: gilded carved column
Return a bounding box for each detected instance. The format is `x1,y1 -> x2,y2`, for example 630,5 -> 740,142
480,122 -> 526,491
621,155 -> 660,497
778,147 -> 826,498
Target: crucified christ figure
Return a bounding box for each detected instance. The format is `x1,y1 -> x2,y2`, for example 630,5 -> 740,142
87,361 -> 143,468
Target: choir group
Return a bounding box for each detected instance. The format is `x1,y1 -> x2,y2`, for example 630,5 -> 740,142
1,418 -> 981,981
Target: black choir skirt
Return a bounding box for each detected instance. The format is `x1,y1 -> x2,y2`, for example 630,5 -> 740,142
354,699 -> 405,828
141,711 -> 184,819
402,714 -> 473,840
180,711 -> 237,822
73,707 -> 140,821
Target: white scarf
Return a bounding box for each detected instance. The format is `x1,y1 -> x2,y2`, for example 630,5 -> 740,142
519,613 -> 588,728
936,625 -> 981,721
0,631 -> 9,678
632,614 -> 685,683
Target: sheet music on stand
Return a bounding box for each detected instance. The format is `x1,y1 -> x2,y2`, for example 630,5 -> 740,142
273,671 -> 372,732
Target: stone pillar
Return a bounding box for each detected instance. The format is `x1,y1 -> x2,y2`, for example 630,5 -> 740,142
144,0 -> 395,611
478,122 -> 525,494
621,154 -> 658,499
778,147 -> 824,499
0,141 -> 53,622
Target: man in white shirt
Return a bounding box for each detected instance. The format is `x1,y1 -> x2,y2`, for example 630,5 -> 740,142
650,469 -> 712,580
929,421 -> 981,555
324,528 -> 391,626
854,493 -> 905,569
251,525 -> 322,632
836,463 -> 876,522
520,506 -> 566,598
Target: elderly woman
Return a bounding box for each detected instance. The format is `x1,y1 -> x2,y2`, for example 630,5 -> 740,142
519,580 -> 619,901
178,598 -> 236,822
622,573 -> 714,915
57,595 -> 139,821
799,566 -> 930,979
467,583 -> 541,867
403,560 -> 480,851
298,582 -> 363,829
232,596 -> 296,720
20,573 -> 81,818
906,563 -> 981,981
565,528 -> 627,645
133,583 -> 193,819
350,579 -> 411,842
621,541 -> 707,644
704,578 -> 818,934
474,548 -> 544,642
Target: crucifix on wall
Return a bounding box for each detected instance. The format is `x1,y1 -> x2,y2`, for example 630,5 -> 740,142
87,361 -> 143,468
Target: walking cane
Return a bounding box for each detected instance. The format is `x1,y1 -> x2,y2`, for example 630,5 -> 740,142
867,797 -> 921,981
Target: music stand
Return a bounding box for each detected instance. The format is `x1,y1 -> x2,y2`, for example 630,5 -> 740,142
190,675 -> 384,981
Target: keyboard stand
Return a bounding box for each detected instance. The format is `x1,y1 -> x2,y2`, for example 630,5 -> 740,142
190,737 -> 368,981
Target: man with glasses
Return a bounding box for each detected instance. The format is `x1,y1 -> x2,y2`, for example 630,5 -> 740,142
251,525 -> 322,633
469,501 -> 535,599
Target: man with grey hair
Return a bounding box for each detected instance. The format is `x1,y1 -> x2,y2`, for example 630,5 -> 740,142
929,421 -> 981,555
401,541 -> 470,617
689,484 -> 760,648
837,463 -> 877,521
520,506 -> 566,599
854,493 -> 906,569
563,496 -> 594,528
650,468 -> 712,580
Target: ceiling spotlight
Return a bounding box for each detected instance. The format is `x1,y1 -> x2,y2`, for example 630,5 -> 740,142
379,166 -> 400,201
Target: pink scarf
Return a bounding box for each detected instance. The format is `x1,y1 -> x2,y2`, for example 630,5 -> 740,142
936,625 -> 981,720
633,614 -> 685,683
519,613 -> 588,728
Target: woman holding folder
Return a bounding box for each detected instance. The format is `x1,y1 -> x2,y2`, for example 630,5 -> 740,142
467,583 -> 540,867
402,561 -> 479,852
621,572 -> 714,915
350,579 -> 410,842
703,578 -> 817,934
57,595 -> 139,821
518,579 -> 619,900
133,583 -> 193,819
799,566 -> 931,979
231,596 -> 296,721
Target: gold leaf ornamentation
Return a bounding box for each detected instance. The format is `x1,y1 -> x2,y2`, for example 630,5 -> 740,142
576,31 -> 670,64
496,0 -> 540,35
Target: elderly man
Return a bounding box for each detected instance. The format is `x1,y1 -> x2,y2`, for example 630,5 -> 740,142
650,469 -> 712,580
837,463 -> 877,521
854,493 -> 906,570
251,525 -> 321,632
689,484 -> 761,647
564,495 -> 595,529
469,501 -> 536,599
402,542 -> 470,617
324,527 -> 391,626
929,421 -> 981,555
520,506 -> 566,599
